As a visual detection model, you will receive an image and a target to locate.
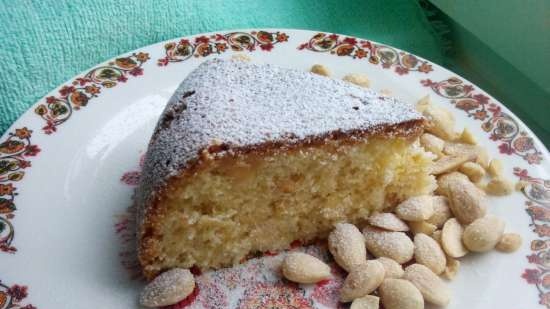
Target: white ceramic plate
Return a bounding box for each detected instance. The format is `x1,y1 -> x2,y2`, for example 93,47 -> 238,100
1,29 -> 549,309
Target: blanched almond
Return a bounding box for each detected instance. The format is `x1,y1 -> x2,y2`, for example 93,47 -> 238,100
329,223 -> 367,272
426,196 -> 452,228
459,127 -> 477,145
408,221 -> 437,235
231,53 -> 251,61
443,142 -> 480,160
368,212 -> 409,232
443,257 -> 460,280
496,233 -> 522,253
441,218 -> 468,258
379,279 -> 424,309
377,257 -> 404,279
420,133 -> 445,157
363,226 -> 414,264
462,215 -> 505,252
431,155 -> 471,175
404,264 -> 451,306
343,73 -> 370,88
423,105 -> 457,141
459,162 -> 486,183
485,177 -> 514,196
310,64 -> 330,76
350,295 -> 380,309
446,176 -> 487,224
487,159 -> 503,177
139,268 -> 195,307
416,94 -> 431,112
436,171 -> 469,196
476,148 -> 490,169
414,233 -> 447,275
282,252 -> 331,283
395,196 -> 434,222
340,260 -> 385,302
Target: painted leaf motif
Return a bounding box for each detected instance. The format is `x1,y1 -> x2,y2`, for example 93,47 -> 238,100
0,141 -> 25,155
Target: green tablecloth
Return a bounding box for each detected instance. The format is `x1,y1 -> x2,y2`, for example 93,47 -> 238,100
0,0 -> 443,134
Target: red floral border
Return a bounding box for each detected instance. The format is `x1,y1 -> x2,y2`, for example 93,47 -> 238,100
157,31 -> 289,66
516,168 -> 550,307
0,281 -> 36,309
298,33 -> 433,75
0,128 -> 40,253
422,77 -> 543,164
34,52 -> 150,134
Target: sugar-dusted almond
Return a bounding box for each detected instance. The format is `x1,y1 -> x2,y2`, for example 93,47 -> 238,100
458,127 -> 477,145
496,233 -> 523,253
408,221 -> 437,236
420,133 -> 445,157
431,155 -> 471,175
395,196 -> 434,222
426,196 -> 452,228
310,64 -> 331,76
436,171 -> 469,196
487,159 -> 503,177
340,260 -> 385,302
343,73 -> 370,88
443,142 -> 480,160
459,162 -> 486,183
441,218 -> 468,258
446,176 -> 487,224
379,279 -> 424,309
476,148 -> 490,169
350,295 -> 380,309
422,105 -> 457,141
416,94 -> 431,113
231,53 -> 252,62
414,233 -> 447,275
442,257 -> 460,280
462,215 -> 505,252
363,226 -> 414,264
368,212 -> 409,232
328,223 -> 367,272
282,252 -> 331,283
377,257 -> 404,279
139,268 -> 195,308
404,264 -> 451,306
485,177 -> 514,196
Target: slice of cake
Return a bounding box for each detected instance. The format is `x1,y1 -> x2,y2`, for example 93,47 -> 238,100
136,59 -> 435,279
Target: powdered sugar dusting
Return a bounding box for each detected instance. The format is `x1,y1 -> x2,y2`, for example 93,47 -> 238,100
136,59 -> 422,223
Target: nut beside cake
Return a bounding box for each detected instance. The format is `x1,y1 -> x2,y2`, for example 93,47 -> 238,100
136,59 -> 436,279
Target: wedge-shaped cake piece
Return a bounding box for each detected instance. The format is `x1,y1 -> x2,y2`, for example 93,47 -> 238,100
136,59 -> 435,279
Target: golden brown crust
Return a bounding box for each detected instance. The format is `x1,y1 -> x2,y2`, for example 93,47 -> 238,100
138,119 -> 425,280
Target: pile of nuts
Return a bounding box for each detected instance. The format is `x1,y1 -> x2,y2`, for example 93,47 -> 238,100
279,81 -> 523,309
138,64 -> 523,308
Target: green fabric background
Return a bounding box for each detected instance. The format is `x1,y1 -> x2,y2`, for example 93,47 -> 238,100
0,0 -> 444,134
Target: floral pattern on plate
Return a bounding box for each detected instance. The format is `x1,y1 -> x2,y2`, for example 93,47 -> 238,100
0,128 -> 40,253
517,168 -> 550,308
0,281 -> 36,309
35,53 -> 150,134
158,31 -> 289,66
298,32 -> 433,75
